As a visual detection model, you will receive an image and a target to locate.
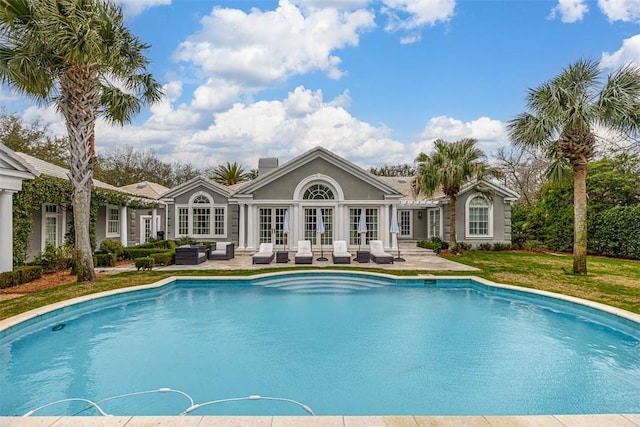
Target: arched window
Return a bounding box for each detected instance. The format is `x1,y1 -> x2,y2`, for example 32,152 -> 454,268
303,184 -> 334,200
175,192 -> 226,238
466,195 -> 491,237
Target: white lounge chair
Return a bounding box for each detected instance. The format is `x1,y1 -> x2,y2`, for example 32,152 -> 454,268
295,240 -> 313,264
332,240 -> 351,264
252,243 -> 274,264
370,240 -> 393,264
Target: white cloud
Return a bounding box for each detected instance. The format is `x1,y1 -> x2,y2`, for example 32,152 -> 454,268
382,0 -> 455,31
179,86 -> 409,168
415,115 -> 508,157
190,78 -> 244,112
293,0 -> 370,9
601,34 -> 640,68
114,0 -> 171,16
598,0 -> 640,22
173,0 -> 375,87
550,0 -> 589,23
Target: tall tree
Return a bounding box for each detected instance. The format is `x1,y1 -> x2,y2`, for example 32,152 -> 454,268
95,145 -> 173,187
0,110 -> 69,167
0,0 -> 162,282
209,161 -> 249,185
494,145 -> 549,206
508,59 -> 640,274
412,138 -> 501,251
369,163 -> 416,177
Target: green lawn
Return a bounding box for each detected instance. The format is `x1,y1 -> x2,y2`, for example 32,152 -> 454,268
0,252 -> 638,321
441,251 -> 640,314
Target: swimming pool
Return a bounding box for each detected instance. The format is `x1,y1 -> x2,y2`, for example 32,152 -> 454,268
0,272 -> 638,417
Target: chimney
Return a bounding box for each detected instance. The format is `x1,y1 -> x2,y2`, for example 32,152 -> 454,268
258,157 -> 278,176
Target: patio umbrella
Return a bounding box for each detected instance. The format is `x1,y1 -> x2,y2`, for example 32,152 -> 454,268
283,210 -> 291,251
316,208 -> 328,261
357,209 -> 367,250
390,209 -> 405,262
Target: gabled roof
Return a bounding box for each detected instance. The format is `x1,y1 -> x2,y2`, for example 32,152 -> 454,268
233,146 -> 403,197
15,152 -> 119,191
160,174 -> 230,199
0,143 -> 38,180
119,181 -> 169,200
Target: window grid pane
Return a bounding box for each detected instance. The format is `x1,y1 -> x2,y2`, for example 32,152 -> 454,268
107,208 -> 119,234
400,210 -> 411,236
214,208 -> 225,236
304,208 -> 333,245
429,209 -> 440,238
259,208 -> 272,243
192,207 -> 210,235
178,208 -> 189,235
469,207 -> 488,235
348,208 -> 378,245
45,217 -> 57,246
303,184 -> 334,200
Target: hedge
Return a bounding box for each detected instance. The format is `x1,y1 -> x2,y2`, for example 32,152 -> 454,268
135,257 -> 154,271
122,248 -> 171,260
150,251 -> 175,266
0,266 -> 43,289
94,253 -> 117,267
591,205 -> 640,260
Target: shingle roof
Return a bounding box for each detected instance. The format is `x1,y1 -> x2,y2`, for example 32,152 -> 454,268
15,152 -> 121,191
119,181 -> 169,200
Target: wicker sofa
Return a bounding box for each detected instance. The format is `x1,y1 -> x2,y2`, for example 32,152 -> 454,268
209,242 -> 235,260
175,245 -> 208,265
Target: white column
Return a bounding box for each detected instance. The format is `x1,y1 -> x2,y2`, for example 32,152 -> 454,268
120,206 -> 128,246
381,204 -> 390,249
0,191 -> 15,272
391,206 -> 398,251
247,204 -> 256,250
151,208 -> 158,239
238,203 -> 246,250
293,204 -> 302,249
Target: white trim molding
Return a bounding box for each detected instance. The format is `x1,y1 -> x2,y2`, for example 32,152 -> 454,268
465,194 -> 493,239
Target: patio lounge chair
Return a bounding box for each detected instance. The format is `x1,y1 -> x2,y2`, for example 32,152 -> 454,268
252,243 -> 275,264
175,245 -> 208,265
209,242 -> 235,260
331,240 -> 351,264
295,240 -> 313,264
370,240 -> 393,264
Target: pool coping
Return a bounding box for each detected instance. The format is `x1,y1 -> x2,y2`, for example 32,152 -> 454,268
1,270 -> 639,426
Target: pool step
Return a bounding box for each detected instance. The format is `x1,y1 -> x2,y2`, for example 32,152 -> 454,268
255,275 -> 391,293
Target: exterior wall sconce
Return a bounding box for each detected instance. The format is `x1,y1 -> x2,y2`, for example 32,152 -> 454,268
417,210 -> 423,219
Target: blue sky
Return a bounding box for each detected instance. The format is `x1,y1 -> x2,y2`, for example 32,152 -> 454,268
2,0 -> 639,169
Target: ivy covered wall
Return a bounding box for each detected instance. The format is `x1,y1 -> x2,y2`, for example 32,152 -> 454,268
12,175 -> 155,266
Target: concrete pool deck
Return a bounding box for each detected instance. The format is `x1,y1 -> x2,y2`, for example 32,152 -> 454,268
1,414 -> 639,426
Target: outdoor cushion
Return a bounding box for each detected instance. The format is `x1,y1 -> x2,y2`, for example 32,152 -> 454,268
332,240 -> 351,264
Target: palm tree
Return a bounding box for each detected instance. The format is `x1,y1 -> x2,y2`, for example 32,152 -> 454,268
210,161 -> 249,185
412,138 -> 501,251
0,0 -> 162,282
508,59 -> 640,275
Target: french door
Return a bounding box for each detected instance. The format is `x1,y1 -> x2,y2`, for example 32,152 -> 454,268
259,208 -> 288,245
303,207 -> 333,246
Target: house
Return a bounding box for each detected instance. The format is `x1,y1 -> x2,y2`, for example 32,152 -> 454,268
3,145 -> 518,271
159,146 -> 519,251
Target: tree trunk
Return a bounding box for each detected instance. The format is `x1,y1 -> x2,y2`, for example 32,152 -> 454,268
60,67 -> 100,282
573,161 -> 588,275
449,194 -> 458,250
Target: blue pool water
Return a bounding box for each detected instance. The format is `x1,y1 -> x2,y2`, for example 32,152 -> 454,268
0,273 -> 639,417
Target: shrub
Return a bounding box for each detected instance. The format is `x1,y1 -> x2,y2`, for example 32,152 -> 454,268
0,266 -> 43,289
167,240 -> 177,250
122,247 -> 172,260
34,244 -> 73,273
175,236 -> 196,246
592,205 -> 640,260
492,242 -> 514,251
477,243 -> 492,251
417,237 -> 449,253
98,240 -> 124,259
150,251 -> 175,266
137,239 -> 171,249
135,257 -> 154,271
94,253 -> 117,267
523,240 -> 547,252
457,242 -> 471,251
